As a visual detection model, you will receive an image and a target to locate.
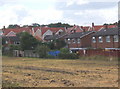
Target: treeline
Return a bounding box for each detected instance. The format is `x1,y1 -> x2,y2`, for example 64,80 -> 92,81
5,22 -> 118,29
103,22 -> 118,25
6,22 -> 73,29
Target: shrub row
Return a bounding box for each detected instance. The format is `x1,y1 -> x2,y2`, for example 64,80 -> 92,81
58,53 -> 79,59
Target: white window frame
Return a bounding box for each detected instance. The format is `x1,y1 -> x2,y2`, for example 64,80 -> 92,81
14,41 -> 20,45
72,38 -> 76,44
106,36 -> 110,42
68,38 -> 71,44
92,37 -> 96,43
98,36 -> 103,43
77,38 -> 80,43
6,41 -> 8,44
114,35 -> 119,42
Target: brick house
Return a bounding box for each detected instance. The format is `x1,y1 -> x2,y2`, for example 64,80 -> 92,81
65,31 -> 95,50
66,25 -> 92,34
91,27 -> 120,49
2,26 -> 65,41
2,36 -> 20,45
91,23 -> 117,31
65,23 -> 117,34
2,36 -> 20,51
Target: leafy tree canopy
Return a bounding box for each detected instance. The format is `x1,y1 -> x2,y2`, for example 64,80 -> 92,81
35,45 -> 50,58
7,24 -> 20,29
17,32 -> 39,50
47,39 -> 66,50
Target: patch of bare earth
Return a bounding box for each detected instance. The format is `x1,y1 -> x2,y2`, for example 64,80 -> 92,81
2,57 -> 118,87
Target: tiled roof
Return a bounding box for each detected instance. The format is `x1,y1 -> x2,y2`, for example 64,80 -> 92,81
82,26 -> 91,31
34,27 -> 65,35
92,25 -> 117,31
2,36 -> 20,41
92,27 -> 119,36
3,27 -> 65,36
44,33 -> 68,40
65,31 -> 95,39
66,26 -> 83,34
34,36 -> 42,41
3,27 -> 32,36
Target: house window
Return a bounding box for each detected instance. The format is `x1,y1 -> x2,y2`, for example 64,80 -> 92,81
6,41 -> 8,44
64,39 -> 66,42
68,38 -> 71,44
72,38 -> 76,43
77,38 -> 80,43
106,36 -> 110,42
98,36 -> 103,43
92,37 -> 96,43
114,35 -> 118,42
14,41 -> 20,45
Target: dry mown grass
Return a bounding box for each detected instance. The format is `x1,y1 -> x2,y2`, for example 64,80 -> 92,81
2,56 -> 118,87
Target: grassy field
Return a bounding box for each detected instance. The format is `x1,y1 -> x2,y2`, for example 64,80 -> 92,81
2,56 -> 118,87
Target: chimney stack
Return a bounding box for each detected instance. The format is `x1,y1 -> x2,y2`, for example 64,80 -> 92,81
3,26 -> 5,30
115,22 -> 118,27
92,23 -> 94,31
92,23 -> 94,27
105,24 -> 108,29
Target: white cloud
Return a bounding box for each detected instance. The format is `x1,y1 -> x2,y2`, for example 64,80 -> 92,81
20,8 -> 63,25
71,5 -> 118,26
0,3 -> 63,28
0,0 -> 118,28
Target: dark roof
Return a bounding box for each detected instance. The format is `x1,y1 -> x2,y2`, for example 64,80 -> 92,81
92,27 -> 120,36
44,33 -> 68,40
65,31 -> 95,39
44,35 -> 58,40
2,36 -> 20,41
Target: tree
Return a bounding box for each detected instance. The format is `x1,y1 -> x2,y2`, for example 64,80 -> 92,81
7,24 -> 20,29
47,39 -> 66,50
32,23 -> 40,27
60,48 -> 69,53
17,32 -> 39,50
47,42 -> 55,50
35,45 -> 50,58
54,39 -> 66,49
48,22 -> 73,28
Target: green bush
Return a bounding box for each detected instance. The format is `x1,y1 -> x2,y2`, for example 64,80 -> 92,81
60,48 -> 69,53
58,53 -> 79,59
46,55 -> 56,59
35,45 -> 50,58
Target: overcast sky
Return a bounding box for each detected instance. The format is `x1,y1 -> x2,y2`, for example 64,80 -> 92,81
0,0 -> 119,28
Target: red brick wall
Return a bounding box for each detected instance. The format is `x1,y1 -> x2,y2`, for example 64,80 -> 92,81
78,49 -> 120,57
68,42 -> 81,48
92,36 -> 120,48
81,33 -> 94,48
67,32 -> 95,48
